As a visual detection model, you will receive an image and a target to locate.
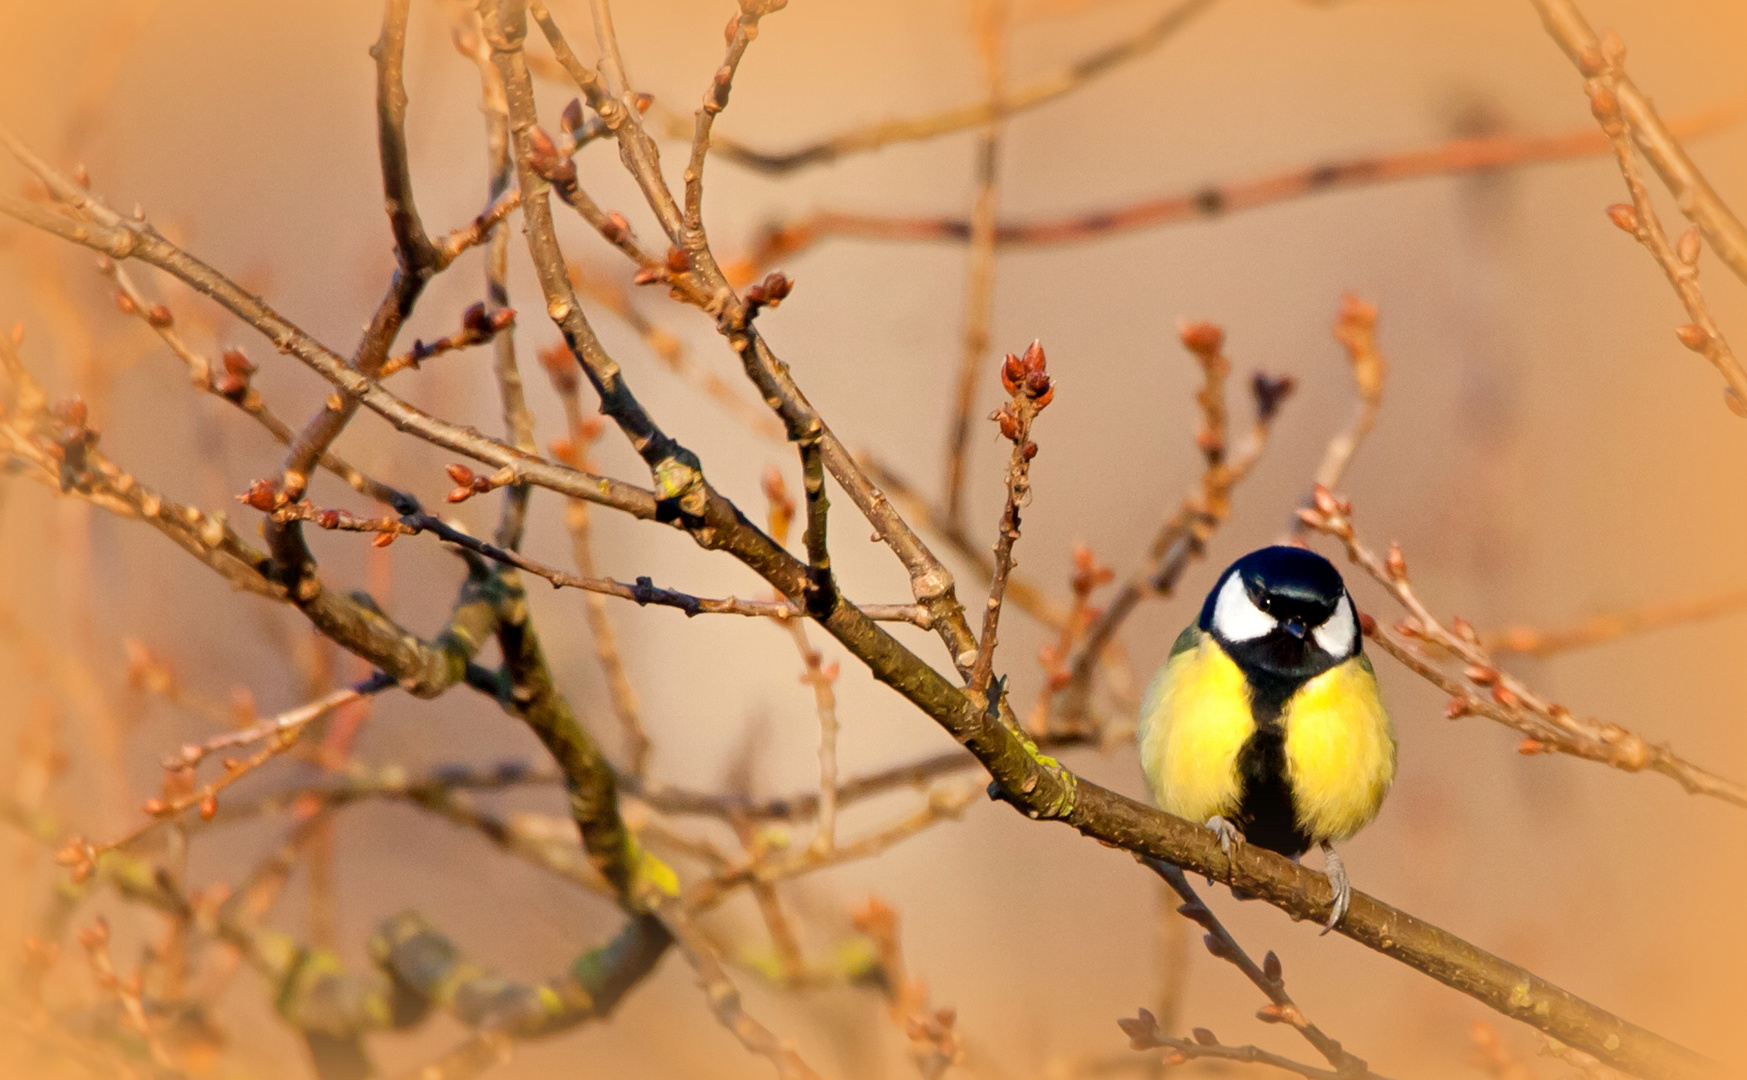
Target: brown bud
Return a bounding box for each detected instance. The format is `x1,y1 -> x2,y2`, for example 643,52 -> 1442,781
462,302 -> 492,337
665,247 -> 690,274
560,98 -> 585,134
602,212 -> 632,245
1000,352 -> 1025,395
1262,950 -> 1282,981
1445,696 -> 1470,719
1178,320 -> 1224,356
1599,28 -> 1625,65
1463,665 -> 1498,686
1587,81 -> 1621,125
238,479 -> 279,511
1605,203 -> 1639,234
446,463 -> 477,487
1357,611 -> 1377,636
1384,542 -> 1407,582
1676,324 -> 1710,352
1191,1028 -> 1217,1046
1021,440 -> 1038,460
1676,226 -> 1702,266
1251,373 -> 1296,421
221,348 -> 255,377
146,304 -> 173,328
1575,44 -> 1605,78
316,509 -> 340,529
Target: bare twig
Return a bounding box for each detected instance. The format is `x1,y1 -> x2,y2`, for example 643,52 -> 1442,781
1299,486 -> 1747,810
1485,586 -> 1747,657
1288,294 -> 1386,537
658,902 -> 824,1080
1557,31 -> 1747,414
1531,0 -> 1747,286
944,0 -> 1009,532
1058,326 -> 1294,723
728,103 -> 1740,277
1143,860 -> 1382,1077
690,0 -> 1216,174
968,342 -> 1055,696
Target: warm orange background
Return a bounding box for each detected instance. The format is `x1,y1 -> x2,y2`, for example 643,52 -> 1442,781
3,1 -> 1747,1077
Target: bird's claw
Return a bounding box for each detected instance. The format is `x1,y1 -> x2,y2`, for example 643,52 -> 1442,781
1319,842 -> 1350,934
1205,816 -> 1242,859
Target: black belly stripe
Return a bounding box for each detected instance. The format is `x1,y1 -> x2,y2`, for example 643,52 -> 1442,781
1234,668 -> 1313,859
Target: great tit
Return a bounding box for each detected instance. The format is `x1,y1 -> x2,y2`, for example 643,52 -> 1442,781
1138,545 -> 1395,930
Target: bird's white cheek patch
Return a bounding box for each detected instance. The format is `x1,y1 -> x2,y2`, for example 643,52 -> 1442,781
1314,595 -> 1356,657
1211,573 -> 1275,641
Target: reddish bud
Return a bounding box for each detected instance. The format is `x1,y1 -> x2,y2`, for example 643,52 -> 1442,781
1357,611 -> 1377,636
1000,353 -> 1025,395
147,304 -> 173,328
1491,683 -> 1520,708
316,509 -> 340,529
1178,321 -> 1224,355
1676,324 -> 1710,352
1450,616 -> 1479,644
560,98 -> 585,134
371,531 -> 396,548
77,918 -> 110,951
1518,737 -> 1544,755
665,248 -> 690,274
446,463 -> 477,487
633,93 -> 653,114
221,348 -> 255,377
1384,542 -> 1407,581
238,478 -> 279,511
114,292 -> 137,316
1606,203 -> 1639,234
1446,696 -> 1471,719
1021,440 -> 1038,460
199,793 -> 218,821
1463,665 -> 1498,686
1587,81 -> 1622,125
1677,226 -> 1702,266
141,798 -> 169,818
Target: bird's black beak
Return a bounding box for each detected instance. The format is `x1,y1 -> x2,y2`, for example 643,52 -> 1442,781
1283,617 -> 1308,640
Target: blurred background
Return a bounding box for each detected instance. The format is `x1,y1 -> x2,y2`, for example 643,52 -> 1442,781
3,0 -> 1747,1076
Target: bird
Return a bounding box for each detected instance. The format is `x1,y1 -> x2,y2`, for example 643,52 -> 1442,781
1138,545 -> 1395,931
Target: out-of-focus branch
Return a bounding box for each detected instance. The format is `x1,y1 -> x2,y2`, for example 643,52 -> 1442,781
1057,325 -> 1294,725
727,104 -> 1740,280
657,902 -> 823,1080
689,0 -> 1216,175
944,0 -> 1009,532
1299,486 -> 1747,811
1288,294 -> 1385,537
1142,861 -> 1383,1078
1485,587 -> 1747,657
1573,34 -> 1747,415
1531,0 -> 1747,286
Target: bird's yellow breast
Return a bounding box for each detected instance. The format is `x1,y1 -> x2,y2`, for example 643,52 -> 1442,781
1138,636 -> 1253,825
1280,656 -> 1396,843
1139,633 -> 1396,844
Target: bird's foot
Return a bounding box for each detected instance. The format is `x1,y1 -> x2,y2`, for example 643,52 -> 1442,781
1319,842 -> 1350,935
1205,816 -> 1243,858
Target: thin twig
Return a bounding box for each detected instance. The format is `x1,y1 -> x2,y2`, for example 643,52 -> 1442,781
685,0 -> 1216,174
1484,586 -> 1747,657
944,0 -> 1009,532
1532,0 -> 1747,286
1298,486 -> 1747,810
728,103 -> 1740,276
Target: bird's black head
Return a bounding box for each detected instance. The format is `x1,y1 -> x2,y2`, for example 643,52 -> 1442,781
1198,546 -> 1359,683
